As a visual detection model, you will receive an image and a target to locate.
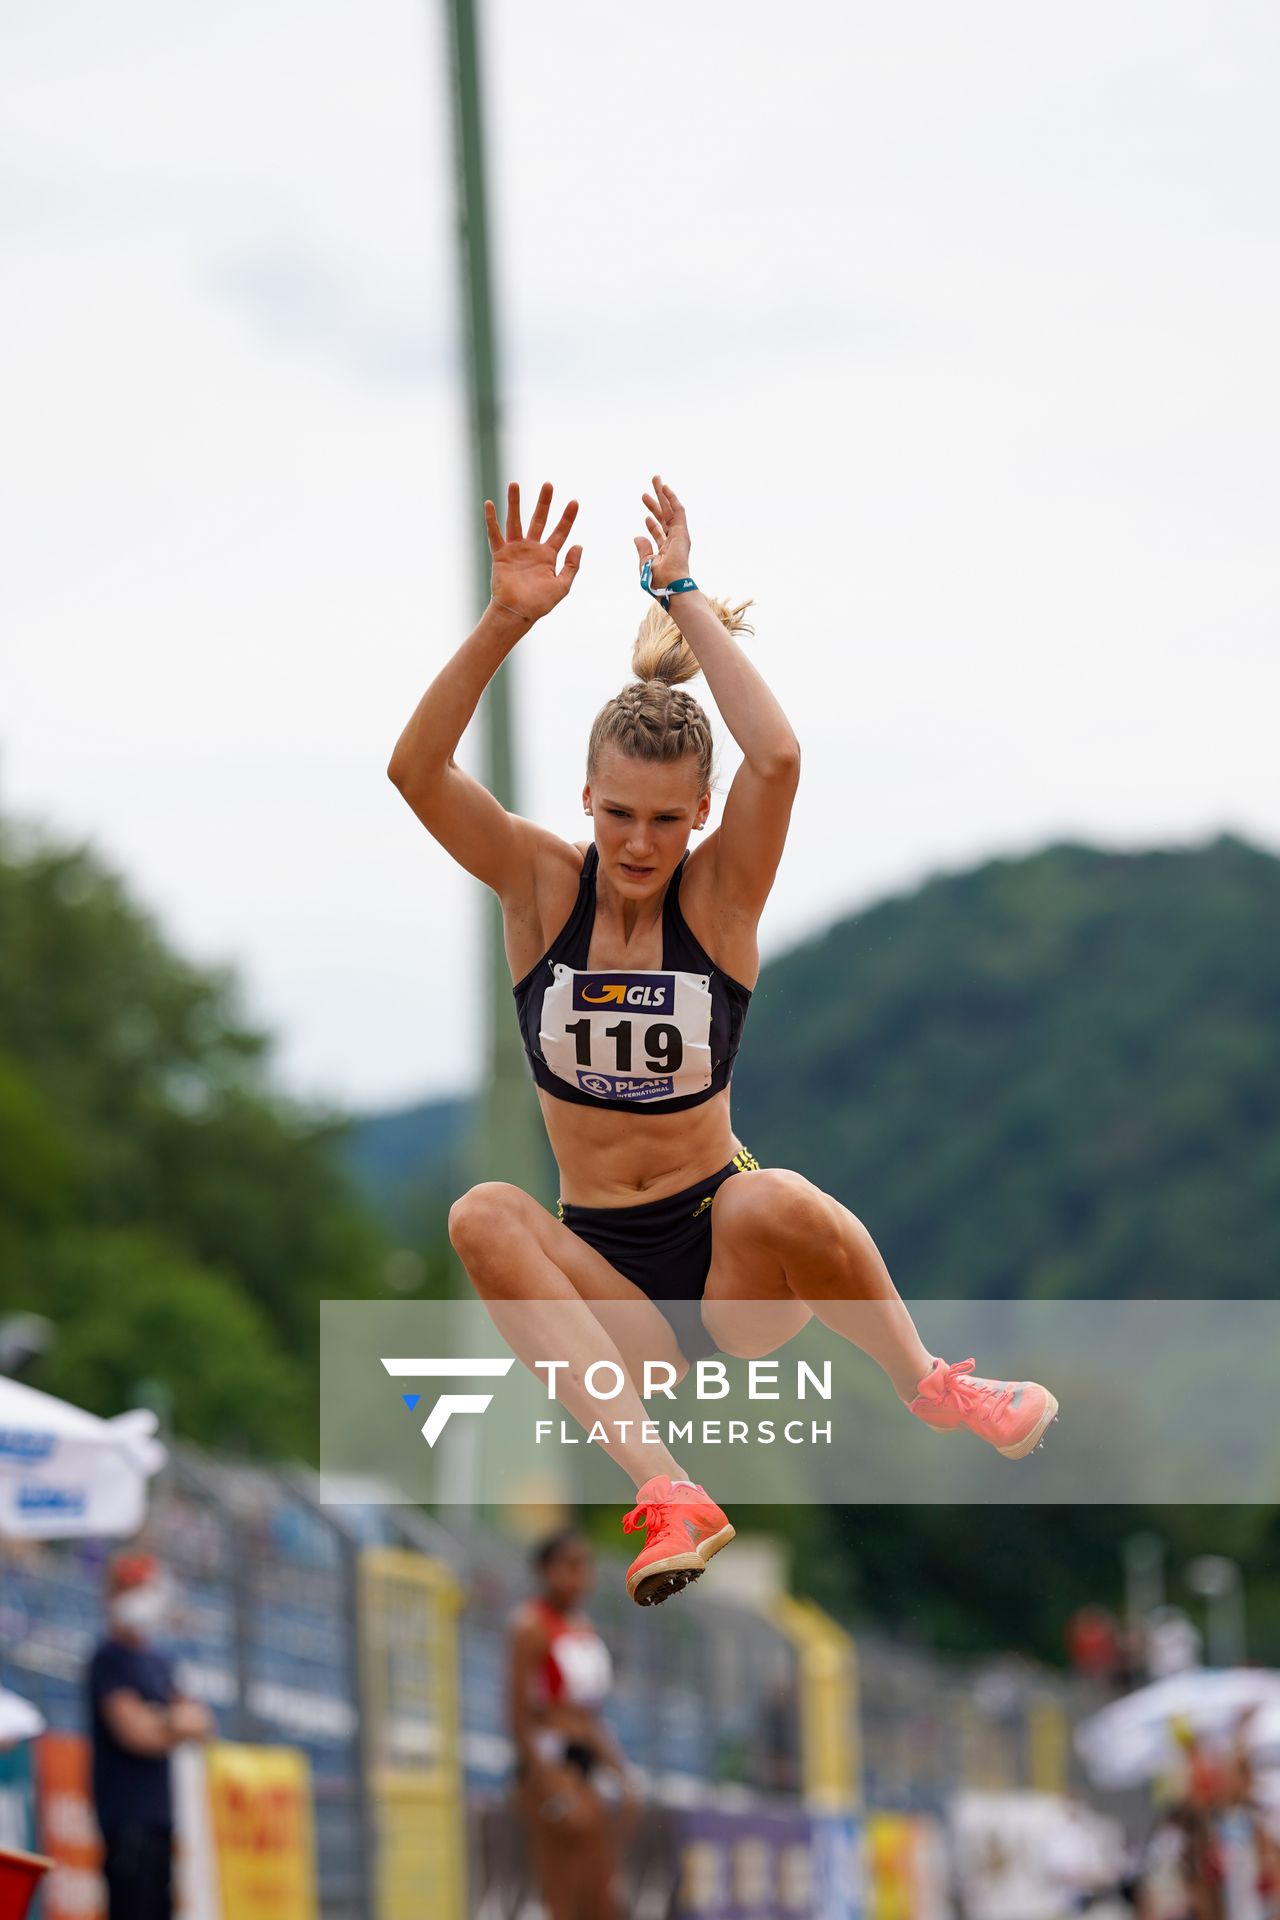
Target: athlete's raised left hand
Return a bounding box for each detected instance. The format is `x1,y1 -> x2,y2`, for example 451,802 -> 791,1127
634,473 -> 691,590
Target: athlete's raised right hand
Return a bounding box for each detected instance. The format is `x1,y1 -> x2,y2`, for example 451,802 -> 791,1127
485,480 -> 583,626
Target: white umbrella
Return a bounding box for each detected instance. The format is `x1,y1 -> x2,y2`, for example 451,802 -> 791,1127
0,1686 -> 46,1746
0,1375 -> 166,1540
1075,1668 -> 1280,1789
1246,1701 -> 1280,1764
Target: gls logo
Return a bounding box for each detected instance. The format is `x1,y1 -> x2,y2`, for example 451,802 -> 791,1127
572,972 -> 674,1012
381,1357 -> 515,1446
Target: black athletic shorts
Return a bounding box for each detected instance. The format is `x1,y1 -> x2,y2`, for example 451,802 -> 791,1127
557,1148 -> 760,1362
515,1738 -> 598,1783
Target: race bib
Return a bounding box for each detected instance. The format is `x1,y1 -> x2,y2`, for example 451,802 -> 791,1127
539,964 -> 714,1103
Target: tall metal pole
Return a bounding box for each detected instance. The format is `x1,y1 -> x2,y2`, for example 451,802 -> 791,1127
1122,1532 -> 1165,1636
443,0 -> 553,1201
1185,1555 -> 1246,1668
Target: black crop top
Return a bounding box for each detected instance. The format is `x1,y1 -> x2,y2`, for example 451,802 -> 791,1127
512,843 -> 752,1114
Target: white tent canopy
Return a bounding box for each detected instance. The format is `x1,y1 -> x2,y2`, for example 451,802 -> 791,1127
0,1374 -> 166,1540
0,1686 -> 46,1746
1075,1668 -> 1280,1790
1246,1701 -> 1280,1763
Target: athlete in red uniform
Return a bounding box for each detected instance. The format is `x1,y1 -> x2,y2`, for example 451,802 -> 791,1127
507,1531 -> 638,1919
389,475 -> 1059,1605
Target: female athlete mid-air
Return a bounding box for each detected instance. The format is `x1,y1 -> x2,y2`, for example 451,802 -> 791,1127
388,475 -> 1059,1607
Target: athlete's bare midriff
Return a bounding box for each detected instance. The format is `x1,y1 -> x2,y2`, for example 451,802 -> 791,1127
537,1083 -> 746,1207
505,835 -> 758,1208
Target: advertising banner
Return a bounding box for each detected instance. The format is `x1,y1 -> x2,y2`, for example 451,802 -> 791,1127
671,1805 -> 815,1918
811,1812 -> 864,1920
32,1736 -> 104,1920
866,1813 -> 916,1920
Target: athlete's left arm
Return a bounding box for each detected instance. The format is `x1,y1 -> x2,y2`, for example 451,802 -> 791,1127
670,588 -> 800,915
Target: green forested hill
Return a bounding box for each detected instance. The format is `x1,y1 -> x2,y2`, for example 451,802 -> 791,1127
730,831 -> 1280,1300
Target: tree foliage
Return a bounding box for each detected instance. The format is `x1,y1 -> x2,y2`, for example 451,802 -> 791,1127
0,817 -> 389,1455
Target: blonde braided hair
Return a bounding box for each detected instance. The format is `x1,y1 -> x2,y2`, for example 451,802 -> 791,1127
587,594 -> 755,792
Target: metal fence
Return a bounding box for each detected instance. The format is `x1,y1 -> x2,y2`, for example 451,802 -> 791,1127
1,1445 -> 1085,1917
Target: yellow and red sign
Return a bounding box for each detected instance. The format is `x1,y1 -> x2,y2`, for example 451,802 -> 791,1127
204,1745 -> 317,1920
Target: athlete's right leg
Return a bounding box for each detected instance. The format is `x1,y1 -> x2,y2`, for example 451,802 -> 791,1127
448,1181 -> 692,1490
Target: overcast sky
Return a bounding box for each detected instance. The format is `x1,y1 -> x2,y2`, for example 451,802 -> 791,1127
3,1 -> 1277,1114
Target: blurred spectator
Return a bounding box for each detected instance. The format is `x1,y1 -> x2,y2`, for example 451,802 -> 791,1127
1114,1622 -> 1147,1691
1067,1607 -> 1122,1682
86,1552 -> 214,1920
754,1675 -> 802,1794
1143,1723 -> 1227,1920
1145,1611 -> 1203,1682
1065,1606 -> 1145,1694
1137,1814 -> 1196,1920
1224,1707 -> 1280,1918
1225,1705 -> 1260,1809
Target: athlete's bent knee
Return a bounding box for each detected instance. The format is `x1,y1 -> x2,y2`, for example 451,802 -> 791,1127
447,1181 -> 529,1260
714,1166 -> 831,1245
700,1304 -> 789,1361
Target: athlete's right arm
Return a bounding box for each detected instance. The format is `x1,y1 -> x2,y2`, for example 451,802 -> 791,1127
387,480 -> 582,901
507,1607 -> 553,1776
387,600 -> 543,897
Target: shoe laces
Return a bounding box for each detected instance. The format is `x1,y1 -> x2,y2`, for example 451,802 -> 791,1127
933,1358 -> 1015,1415
622,1501 -> 662,1537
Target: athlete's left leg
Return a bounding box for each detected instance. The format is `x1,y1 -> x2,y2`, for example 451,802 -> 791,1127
700,1168 -> 935,1403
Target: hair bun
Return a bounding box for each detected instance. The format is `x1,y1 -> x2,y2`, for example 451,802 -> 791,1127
631,593 -> 755,686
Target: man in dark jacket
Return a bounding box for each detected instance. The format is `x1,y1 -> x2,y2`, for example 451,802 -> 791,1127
86,1552 -> 214,1920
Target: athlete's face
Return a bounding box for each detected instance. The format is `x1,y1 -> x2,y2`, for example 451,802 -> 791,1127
584,746 -> 710,894
543,1537 -> 595,1610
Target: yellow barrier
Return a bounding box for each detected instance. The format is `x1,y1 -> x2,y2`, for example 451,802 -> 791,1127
957,1696 -> 1017,1791
1027,1694 -> 1069,1795
358,1549 -> 466,1920
772,1593 -> 861,1812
